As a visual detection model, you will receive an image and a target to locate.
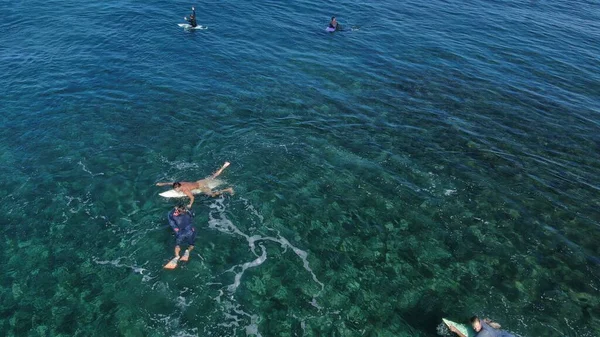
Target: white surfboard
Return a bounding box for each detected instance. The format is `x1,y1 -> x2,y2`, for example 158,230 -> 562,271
159,179 -> 224,198
159,189 -> 202,198
178,23 -> 208,30
442,318 -> 476,337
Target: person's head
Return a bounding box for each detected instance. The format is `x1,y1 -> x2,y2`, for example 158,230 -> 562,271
173,182 -> 182,190
173,204 -> 186,216
331,16 -> 336,23
470,316 -> 482,332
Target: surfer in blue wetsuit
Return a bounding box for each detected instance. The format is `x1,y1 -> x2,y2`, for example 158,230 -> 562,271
449,316 -> 515,337
164,205 -> 197,269
184,6 -> 197,27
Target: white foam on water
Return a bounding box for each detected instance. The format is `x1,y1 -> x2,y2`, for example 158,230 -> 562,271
201,197 -> 329,336
92,257 -> 152,281
217,300 -> 247,328
444,189 -> 457,196
291,309 -> 343,334
143,282 -> 204,336
123,223 -> 162,247
208,198 -> 261,255
175,295 -> 193,311
78,160 -> 104,176
436,322 -> 452,336
245,314 -> 262,337
159,155 -> 200,170
64,192 -> 94,216
208,198 -> 325,298
266,235 -> 325,297
239,197 -> 264,225
309,298 -> 322,310
149,314 -> 174,329
214,300 -> 263,337
213,289 -> 224,303
148,313 -> 199,337
227,244 -> 267,293
172,329 -> 200,337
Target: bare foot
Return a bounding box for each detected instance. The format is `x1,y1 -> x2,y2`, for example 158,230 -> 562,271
212,162 -> 231,179
180,250 -> 190,262
225,187 -> 234,195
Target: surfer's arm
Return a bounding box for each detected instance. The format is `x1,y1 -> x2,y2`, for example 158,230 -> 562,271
183,190 -> 194,208
483,319 -> 501,329
156,182 -> 173,187
167,211 -> 179,232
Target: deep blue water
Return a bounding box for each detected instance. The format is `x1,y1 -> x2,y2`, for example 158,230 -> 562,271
1,0 -> 600,336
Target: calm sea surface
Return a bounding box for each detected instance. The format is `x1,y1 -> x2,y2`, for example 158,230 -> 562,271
1,0 -> 599,336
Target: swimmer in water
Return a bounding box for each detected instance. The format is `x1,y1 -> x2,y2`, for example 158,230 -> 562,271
156,161 -> 234,208
184,6 -> 197,27
328,16 -> 342,31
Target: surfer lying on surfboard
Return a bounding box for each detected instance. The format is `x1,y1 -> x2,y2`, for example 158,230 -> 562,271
447,316 -> 514,337
164,205 -> 196,269
156,161 -> 234,208
184,6 -> 197,28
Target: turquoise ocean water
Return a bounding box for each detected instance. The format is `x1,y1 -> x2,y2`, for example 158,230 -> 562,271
1,0 -> 599,336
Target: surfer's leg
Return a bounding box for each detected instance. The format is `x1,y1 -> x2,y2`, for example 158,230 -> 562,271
210,162 -> 231,179
164,245 -> 181,269
181,245 -> 194,262
195,179 -> 212,192
180,231 -> 196,262
209,187 -> 234,197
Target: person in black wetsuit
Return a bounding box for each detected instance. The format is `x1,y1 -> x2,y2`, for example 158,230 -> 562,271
164,205 -> 197,269
184,6 -> 197,27
328,16 -> 342,31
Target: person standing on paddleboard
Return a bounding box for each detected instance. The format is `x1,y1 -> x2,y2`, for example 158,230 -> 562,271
164,205 -> 196,269
184,6 -> 197,28
155,161 -> 234,208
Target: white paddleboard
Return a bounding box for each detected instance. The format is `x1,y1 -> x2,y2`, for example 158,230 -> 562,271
178,23 -> 208,30
159,179 -> 224,198
442,318 -> 476,337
